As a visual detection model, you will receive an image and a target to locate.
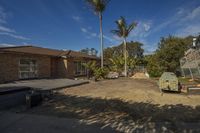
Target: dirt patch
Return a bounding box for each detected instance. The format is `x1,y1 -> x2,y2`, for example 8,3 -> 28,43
60,78 -> 200,106
130,72 -> 149,79
23,78 -> 200,132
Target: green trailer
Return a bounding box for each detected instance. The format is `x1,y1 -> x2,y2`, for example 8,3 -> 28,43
159,72 -> 181,92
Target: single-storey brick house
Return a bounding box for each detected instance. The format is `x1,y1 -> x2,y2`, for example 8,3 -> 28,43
0,46 -> 99,83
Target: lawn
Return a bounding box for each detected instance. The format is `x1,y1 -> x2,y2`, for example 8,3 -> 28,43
24,78 -> 200,132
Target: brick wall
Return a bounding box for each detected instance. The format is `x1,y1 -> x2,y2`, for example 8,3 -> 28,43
0,53 -> 51,83
0,52 -> 98,83
51,58 -> 75,79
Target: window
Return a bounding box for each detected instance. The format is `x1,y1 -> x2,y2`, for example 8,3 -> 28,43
19,59 -> 38,79
74,61 -> 86,76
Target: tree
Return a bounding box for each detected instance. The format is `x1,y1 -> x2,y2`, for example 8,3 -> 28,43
104,41 -> 144,65
109,56 -> 136,73
80,48 -> 98,56
146,35 -> 193,77
86,0 -> 110,68
83,61 -> 108,81
111,17 -> 137,76
146,55 -> 163,77
80,48 -> 89,54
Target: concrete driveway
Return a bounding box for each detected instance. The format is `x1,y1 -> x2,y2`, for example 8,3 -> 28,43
0,78 -> 89,92
0,78 -> 89,109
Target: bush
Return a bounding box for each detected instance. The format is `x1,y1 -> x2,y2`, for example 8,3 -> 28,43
83,61 -> 109,81
93,67 -> 109,80
146,55 -> 163,77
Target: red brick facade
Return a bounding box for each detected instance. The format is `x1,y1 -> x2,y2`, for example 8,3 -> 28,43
0,46 -> 99,83
0,53 -> 51,83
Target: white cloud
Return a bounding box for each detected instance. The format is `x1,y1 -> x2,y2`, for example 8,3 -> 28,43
112,35 -> 121,41
144,23 -> 151,32
141,6 -> 200,54
81,28 -> 87,33
176,25 -> 200,37
130,21 -> 152,38
175,6 -> 200,37
0,32 -> 29,40
148,6 -> 200,37
80,26 -> 121,45
72,16 -> 81,22
103,35 -> 115,43
0,6 -> 7,24
143,43 -> 157,55
0,43 -> 16,47
91,32 -> 97,37
182,6 -> 200,22
0,6 -> 29,41
0,25 -> 15,33
81,27 -> 97,39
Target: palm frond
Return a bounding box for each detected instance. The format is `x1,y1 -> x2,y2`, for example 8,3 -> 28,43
111,16 -> 129,38
127,22 -> 137,34
119,16 -> 127,28
111,16 -> 137,38
111,30 -> 122,38
86,0 -> 110,13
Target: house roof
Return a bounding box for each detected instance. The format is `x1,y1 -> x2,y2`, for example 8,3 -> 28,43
0,45 -> 98,59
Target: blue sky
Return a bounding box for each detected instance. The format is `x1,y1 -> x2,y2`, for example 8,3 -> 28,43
0,0 -> 200,54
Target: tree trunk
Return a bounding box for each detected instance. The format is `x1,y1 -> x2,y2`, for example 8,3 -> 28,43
99,12 -> 104,68
123,38 -> 127,77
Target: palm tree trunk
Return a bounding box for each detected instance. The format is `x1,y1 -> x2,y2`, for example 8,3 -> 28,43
99,12 -> 104,68
123,38 -> 127,77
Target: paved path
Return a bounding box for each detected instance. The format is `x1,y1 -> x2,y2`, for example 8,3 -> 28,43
0,112 -> 115,133
0,79 -> 89,92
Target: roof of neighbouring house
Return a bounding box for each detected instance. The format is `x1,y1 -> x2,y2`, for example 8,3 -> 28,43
0,45 -> 99,59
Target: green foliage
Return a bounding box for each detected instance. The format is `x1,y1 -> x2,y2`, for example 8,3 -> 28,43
111,16 -> 137,38
86,0 -> 110,14
83,61 -> 108,80
83,61 -> 97,71
109,56 -> 124,73
80,48 -> 98,56
146,35 -> 193,77
93,67 -> 108,80
104,41 -> 144,65
146,55 -> 163,77
109,56 -> 136,73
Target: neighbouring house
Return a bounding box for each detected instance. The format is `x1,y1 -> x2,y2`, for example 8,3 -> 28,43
0,45 -> 99,83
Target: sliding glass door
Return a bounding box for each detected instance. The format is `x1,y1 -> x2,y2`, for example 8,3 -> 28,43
19,59 -> 38,79
74,61 -> 86,76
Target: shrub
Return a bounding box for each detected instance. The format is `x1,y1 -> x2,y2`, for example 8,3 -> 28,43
83,61 -> 109,81
93,67 -> 109,80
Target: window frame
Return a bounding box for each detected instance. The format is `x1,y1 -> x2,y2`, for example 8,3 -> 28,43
74,61 -> 87,76
19,58 -> 38,79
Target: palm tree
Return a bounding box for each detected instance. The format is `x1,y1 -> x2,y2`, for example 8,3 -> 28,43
86,0 -> 110,68
111,16 -> 137,77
